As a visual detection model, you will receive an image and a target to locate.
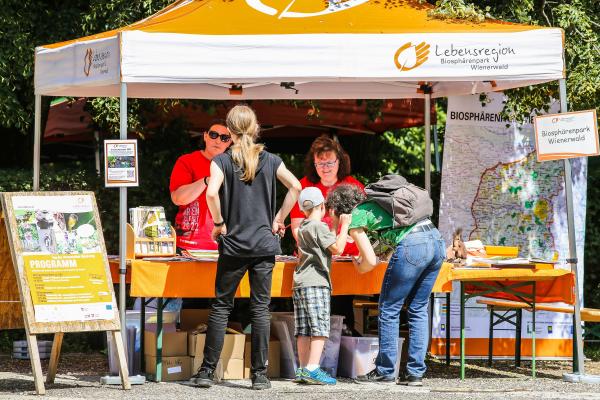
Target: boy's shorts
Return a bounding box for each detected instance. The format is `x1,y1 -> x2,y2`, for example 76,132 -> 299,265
293,286 -> 331,337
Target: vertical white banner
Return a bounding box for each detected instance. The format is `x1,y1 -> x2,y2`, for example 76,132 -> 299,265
433,93 -> 587,358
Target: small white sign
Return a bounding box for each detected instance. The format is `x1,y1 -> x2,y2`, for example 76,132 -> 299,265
167,366 -> 182,374
104,140 -> 139,187
534,110 -> 599,161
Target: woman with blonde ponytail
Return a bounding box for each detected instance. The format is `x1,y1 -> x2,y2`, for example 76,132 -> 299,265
193,104 -> 302,390
227,104 -> 264,182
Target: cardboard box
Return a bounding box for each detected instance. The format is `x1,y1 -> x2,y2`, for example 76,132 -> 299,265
144,331 -> 188,357
353,306 -> 379,335
243,339 -> 280,378
191,357 -> 245,380
145,356 -> 191,381
180,309 -> 211,331
188,331 -> 246,380
181,309 -> 243,334
188,332 -> 245,359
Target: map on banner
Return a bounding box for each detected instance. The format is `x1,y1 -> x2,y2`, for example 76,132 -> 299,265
439,93 -> 587,265
432,93 -> 587,356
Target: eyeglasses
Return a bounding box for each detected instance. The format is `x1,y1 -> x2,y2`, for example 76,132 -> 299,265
314,159 -> 338,169
207,130 -> 231,143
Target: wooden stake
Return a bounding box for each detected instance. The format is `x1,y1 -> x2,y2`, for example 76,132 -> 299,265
26,334 -> 45,395
46,332 -> 64,384
111,330 -> 131,390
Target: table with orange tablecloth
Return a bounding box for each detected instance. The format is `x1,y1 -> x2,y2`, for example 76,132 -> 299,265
431,263 -> 575,379
108,257 -> 387,381
109,258 -> 388,298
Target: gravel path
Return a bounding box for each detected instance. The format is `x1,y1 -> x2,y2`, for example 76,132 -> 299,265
1,354 -> 600,399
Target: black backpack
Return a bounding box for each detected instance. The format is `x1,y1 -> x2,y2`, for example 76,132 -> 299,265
364,174 -> 433,228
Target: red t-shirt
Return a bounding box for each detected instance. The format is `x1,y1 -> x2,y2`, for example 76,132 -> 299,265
290,175 -> 365,255
169,151 -> 217,250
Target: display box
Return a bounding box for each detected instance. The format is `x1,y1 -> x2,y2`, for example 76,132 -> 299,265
145,356 -> 191,381
144,330 -> 188,357
126,223 -> 176,258
243,339 -> 281,378
337,336 -> 404,379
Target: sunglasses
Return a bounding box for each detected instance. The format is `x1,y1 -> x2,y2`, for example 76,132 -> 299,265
207,130 -> 231,143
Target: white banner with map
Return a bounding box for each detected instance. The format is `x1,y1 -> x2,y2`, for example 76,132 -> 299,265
431,92 -> 587,359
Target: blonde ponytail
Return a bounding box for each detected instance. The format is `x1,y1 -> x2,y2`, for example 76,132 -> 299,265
227,105 -> 265,182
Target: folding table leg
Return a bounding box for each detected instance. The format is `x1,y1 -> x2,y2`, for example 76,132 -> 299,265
531,282 -> 536,378
460,282 -> 466,380
488,306 -> 494,367
155,297 -> 163,382
446,292 -> 451,365
140,297 -> 146,373
516,308 -> 522,367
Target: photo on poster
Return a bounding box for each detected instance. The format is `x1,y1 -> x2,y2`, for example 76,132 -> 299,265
15,209 -> 100,254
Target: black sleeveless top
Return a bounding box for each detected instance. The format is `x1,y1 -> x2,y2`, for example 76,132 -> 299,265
212,150 -> 283,257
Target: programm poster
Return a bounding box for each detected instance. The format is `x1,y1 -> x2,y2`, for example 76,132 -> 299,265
104,139 -> 138,187
11,194 -> 114,323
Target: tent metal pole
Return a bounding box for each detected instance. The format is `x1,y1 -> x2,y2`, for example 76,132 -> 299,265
424,91 -> 431,193
558,78 -> 586,379
94,131 -> 101,176
33,94 -> 42,191
119,83 -> 128,343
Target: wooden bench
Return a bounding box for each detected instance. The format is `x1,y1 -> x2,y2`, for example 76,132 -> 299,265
477,298 -> 600,367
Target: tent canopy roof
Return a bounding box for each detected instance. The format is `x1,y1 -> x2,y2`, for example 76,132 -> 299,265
35,0 -> 565,99
45,0 -> 547,49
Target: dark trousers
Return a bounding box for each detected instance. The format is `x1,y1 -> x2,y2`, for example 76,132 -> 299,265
201,254 -> 274,376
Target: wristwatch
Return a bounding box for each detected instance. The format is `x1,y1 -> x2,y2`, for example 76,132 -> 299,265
203,176 -> 209,185
213,220 -> 225,227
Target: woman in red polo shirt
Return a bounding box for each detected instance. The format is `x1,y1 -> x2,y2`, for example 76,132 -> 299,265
290,135 -> 364,255
170,123 -> 232,251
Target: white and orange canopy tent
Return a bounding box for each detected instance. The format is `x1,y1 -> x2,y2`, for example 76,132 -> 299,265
33,0 -> 567,191
35,0 -> 564,100
32,0 -> 577,366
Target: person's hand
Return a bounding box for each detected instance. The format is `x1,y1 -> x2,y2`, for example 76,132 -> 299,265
272,219 -> 286,237
211,224 -> 227,241
352,255 -> 362,269
339,214 -> 352,227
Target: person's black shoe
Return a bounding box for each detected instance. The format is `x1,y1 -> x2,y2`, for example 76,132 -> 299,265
251,374 -> 271,390
190,368 -> 214,388
354,369 -> 395,384
398,374 -> 423,386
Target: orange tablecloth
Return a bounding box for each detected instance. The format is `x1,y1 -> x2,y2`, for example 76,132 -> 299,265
109,259 -> 388,298
432,263 -> 575,304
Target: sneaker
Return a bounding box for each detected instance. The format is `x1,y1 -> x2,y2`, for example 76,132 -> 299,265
251,374 -> 272,390
398,374 -> 423,386
293,367 -> 308,383
303,367 -> 337,385
354,369 -> 395,384
190,368 -> 214,388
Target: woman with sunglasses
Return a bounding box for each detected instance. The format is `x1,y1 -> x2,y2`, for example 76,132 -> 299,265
290,134 -> 364,255
170,122 -> 232,252
192,105 -> 301,390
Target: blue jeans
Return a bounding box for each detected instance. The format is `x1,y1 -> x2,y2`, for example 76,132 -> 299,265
376,228 -> 445,378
